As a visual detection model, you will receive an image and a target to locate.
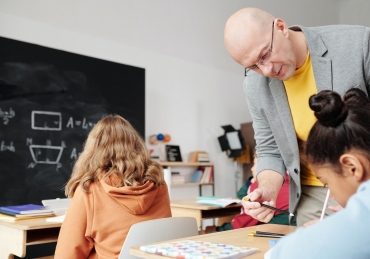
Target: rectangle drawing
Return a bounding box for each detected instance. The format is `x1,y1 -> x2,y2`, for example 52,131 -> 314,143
31,111 -> 62,131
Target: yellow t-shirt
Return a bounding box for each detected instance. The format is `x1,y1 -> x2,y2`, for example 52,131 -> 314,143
283,52 -> 323,186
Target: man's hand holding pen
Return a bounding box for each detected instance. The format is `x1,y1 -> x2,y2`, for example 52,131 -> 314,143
241,187 -> 276,223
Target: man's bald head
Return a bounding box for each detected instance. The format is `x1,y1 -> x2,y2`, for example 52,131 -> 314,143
224,8 -> 275,64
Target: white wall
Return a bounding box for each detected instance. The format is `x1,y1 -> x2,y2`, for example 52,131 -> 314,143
0,0 -> 362,199
338,0 -> 370,26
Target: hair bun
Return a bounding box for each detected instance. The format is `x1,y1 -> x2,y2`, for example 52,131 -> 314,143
309,90 -> 348,127
343,88 -> 370,108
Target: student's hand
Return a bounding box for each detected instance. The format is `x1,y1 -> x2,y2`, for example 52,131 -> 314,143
241,187 -> 276,223
303,205 -> 343,227
328,204 -> 343,212
303,218 -> 320,227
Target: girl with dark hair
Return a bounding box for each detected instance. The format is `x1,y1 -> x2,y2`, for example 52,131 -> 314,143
265,88 -> 370,259
55,115 -> 171,259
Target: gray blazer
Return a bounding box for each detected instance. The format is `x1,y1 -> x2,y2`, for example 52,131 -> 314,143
244,25 -> 370,215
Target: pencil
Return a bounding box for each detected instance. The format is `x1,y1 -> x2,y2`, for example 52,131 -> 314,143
248,233 -> 284,238
320,188 -> 331,221
251,230 -> 285,236
243,197 -> 294,217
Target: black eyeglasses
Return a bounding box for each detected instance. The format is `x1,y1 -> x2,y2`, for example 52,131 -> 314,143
245,21 -> 275,77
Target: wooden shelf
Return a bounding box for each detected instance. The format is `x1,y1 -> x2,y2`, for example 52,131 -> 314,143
159,162 -> 213,167
160,162 -> 215,196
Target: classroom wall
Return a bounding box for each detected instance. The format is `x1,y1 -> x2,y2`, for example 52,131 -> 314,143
338,0 -> 370,26
0,0 -> 363,200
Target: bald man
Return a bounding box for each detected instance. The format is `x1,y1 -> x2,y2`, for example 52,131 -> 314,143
224,8 -> 370,226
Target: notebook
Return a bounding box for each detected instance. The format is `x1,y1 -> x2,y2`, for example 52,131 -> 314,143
140,240 -> 258,259
0,212 -> 54,221
42,198 -> 71,216
195,198 -> 241,208
0,204 -> 53,215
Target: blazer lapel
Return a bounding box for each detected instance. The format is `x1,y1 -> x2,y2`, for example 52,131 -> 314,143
302,26 -> 333,92
311,55 -> 332,92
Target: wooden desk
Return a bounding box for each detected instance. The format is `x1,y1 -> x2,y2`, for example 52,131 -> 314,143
129,224 -> 297,259
0,218 -> 62,259
170,199 -> 241,228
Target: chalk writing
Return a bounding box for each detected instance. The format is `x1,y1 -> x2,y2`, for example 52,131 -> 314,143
66,117 -> 95,129
1,141 -> 15,152
70,148 -> 77,160
0,107 -> 15,125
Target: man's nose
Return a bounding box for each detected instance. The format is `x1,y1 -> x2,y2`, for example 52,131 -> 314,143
259,62 -> 274,77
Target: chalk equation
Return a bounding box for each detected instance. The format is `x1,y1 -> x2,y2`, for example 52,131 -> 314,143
0,107 -> 15,125
1,141 -> 15,152
31,110 -> 97,131
66,116 -> 95,129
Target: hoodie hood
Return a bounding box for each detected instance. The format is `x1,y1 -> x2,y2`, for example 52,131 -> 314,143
99,174 -> 160,215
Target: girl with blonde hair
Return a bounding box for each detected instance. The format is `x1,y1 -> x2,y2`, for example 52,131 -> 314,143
55,115 -> 171,259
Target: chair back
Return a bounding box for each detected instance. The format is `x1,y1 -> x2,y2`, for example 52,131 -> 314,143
119,216 -> 198,259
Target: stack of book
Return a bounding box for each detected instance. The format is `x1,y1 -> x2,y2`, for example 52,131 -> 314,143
0,204 -> 54,221
190,166 -> 213,184
197,152 -> 210,162
171,172 -> 186,184
199,166 -> 213,183
188,151 -> 210,163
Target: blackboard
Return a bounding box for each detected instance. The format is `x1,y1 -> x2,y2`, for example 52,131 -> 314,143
0,36 -> 145,206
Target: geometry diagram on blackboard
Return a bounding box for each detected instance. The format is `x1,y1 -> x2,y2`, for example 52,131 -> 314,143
31,111 -> 62,131
29,145 -> 64,164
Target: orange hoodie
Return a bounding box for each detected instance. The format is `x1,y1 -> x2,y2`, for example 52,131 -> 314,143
54,176 -> 171,259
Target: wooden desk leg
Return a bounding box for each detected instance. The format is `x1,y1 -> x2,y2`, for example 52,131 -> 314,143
171,208 -> 202,229
0,224 -> 26,259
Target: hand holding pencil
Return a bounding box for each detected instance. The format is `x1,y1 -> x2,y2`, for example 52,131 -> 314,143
243,197 -> 294,217
240,188 -> 278,223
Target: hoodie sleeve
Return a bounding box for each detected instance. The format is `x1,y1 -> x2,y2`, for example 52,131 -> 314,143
54,186 -> 95,259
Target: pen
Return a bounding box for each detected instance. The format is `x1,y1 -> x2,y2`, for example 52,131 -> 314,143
243,197 -> 294,217
320,188 -> 330,221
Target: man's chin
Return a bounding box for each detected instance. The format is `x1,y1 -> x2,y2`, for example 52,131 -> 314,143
278,66 -> 295,81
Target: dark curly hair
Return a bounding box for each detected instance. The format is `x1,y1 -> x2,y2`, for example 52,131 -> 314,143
306,88 -> 370,170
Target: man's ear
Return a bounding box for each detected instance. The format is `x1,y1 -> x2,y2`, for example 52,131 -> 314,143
274,18 -> 288,35
339,154 -> 365,181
